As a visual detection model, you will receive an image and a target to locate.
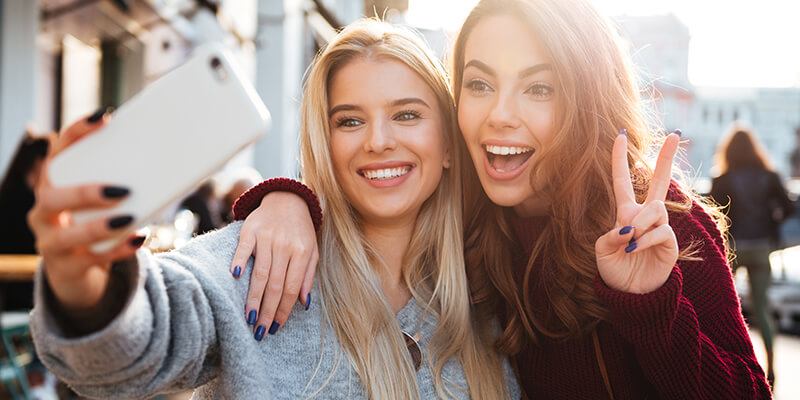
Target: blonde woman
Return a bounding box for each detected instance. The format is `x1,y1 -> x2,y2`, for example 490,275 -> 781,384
234,0 -> 770,398
27,19 -> 519,399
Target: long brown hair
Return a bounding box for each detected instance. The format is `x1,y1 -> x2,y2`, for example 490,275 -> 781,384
299,19 -> 508,399
714,123 -> 773,175
452,0 -> 724,354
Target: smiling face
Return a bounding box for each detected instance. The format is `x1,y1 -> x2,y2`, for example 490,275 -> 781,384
457,14 -> 557,216
328,57 -> 448,226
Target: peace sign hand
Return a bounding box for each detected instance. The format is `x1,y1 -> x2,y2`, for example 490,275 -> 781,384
594,130 -> 681,294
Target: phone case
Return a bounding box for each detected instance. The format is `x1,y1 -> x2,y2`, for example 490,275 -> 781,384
49,44 -> 270,253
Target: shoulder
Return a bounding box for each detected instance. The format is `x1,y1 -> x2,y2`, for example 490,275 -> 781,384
667,185 -> 738,311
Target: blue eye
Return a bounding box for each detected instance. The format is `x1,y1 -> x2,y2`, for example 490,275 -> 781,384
394,110 -> 422,121
336,117 -> 363,128
465,79 -> 492,94
524,83 -> 554,99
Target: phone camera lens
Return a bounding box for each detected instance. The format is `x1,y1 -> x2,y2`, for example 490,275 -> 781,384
210,57 -> 222,69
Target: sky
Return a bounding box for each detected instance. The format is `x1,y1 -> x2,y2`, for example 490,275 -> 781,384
405,0 -> 800,88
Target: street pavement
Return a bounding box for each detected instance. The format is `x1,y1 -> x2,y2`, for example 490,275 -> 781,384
749,328 -> 800,400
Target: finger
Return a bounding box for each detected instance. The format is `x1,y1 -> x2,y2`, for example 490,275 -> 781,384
51,108 -> 113,156
612,131 -> 636,209
629,200 -> 669,240
254,240 -> 291,339
595,225 -> 635,256
625,224 -> 677,255
244,242 -> 271,327
231,232 -> 256,278
45,234 -> 145,280
645,132 -> 681,204
37,213 -> 135,255
34,184 -> 130,218
271,249 -> 310,331
300,246 -> 319,310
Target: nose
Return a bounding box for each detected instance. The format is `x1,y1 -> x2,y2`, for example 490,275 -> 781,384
487,91 -> 521,130
363,119 -> 397,153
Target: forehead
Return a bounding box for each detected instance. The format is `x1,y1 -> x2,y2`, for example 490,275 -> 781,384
327,57 -> 437,107
463,14 -> 551,75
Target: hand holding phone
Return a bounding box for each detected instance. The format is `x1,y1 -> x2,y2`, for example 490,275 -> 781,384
48,44 -> 270,253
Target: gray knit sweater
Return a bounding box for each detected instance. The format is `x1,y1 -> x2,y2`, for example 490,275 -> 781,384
31,222 -> 521,399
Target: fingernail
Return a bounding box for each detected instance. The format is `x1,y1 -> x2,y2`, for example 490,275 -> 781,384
108,215 -> 134,229
232,266 -> 242,278
618,226 -> 633,235
673,129 -> 682,136
247,310 -> 257,325
130,236 -> 146,247
87,106 -> 113,123
268,321 -> 280,335
102,186 -> 130,199
254,325 -> 266,341
305,293 -> 311,311
625,242 -> 638,253
619,129 -> 627,136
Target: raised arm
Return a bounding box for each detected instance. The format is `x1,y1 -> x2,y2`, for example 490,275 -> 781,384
228,179 -> 321,337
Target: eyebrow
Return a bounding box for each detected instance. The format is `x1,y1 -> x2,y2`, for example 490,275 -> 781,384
328,97 -> 430,116
464,59 -> 553,79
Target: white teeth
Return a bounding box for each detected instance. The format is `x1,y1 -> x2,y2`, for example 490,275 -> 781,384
485,145 -> 534,155
362,167 -> 411,180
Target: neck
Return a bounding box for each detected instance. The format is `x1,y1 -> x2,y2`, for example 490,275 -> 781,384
362,216 -> 416,312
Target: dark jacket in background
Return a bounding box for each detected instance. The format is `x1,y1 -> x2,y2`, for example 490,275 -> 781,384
710,167 -> 795,246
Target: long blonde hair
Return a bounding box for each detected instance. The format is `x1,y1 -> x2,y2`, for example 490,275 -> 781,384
452,0 -> 727,352
298,19 -> 508,399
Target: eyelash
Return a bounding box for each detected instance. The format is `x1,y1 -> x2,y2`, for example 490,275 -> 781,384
465,79 -> 554,100
394,109 -> 422,121
334,110 -> 422,127
525,82 -> 554,98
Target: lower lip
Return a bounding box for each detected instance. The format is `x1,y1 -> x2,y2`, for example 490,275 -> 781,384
360,168 -> 413,188
483,151 -> 533,181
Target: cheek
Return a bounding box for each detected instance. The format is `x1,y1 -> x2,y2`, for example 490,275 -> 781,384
522,103 -> 556,145
329,134 -> 353,181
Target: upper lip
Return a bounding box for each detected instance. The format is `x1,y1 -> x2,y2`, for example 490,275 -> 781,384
481,139 -> 534,149
357,161 -> 415,172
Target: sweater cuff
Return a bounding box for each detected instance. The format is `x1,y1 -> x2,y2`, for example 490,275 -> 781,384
594,266 -> 683,344
232,177 -> 322,232
30,252 -> 154,377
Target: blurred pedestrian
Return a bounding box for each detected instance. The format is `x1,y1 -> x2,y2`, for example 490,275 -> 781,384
0,130 -> 51,310
710,123 -> 794,387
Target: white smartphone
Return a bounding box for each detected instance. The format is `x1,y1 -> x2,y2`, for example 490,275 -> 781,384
49,44 -> 270,253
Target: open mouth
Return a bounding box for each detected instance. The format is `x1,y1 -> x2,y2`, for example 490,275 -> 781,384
484,145 -> 535,173
358,166 -> 412,181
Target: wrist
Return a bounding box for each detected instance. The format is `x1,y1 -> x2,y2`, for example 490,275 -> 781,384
48,266 -> 110,312
233,178 -> 323,231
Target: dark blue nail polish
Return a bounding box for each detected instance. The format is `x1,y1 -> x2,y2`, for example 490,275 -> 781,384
232,266 -> 242,278
628,236 -> 636,246
102,186 -> 130,199
108,215 -> 134,229
625,242 -> 638,253
673,129 -> 682,136
305,293 -> 311,311
130,236 -> 146,247
619,129 -> 627,136
268,321 -> 280,335
618,226 -> 633,235
87,107 -> 112,123
247,310 -> 257,325
254,325 -> 266,341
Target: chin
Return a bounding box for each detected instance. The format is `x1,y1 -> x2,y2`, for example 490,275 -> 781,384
482,186 -> 527,208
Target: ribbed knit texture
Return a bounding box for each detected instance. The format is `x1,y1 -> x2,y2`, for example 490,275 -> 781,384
31,222 -> 521,399
511,187 -> 772,399
233,178 -> 323,231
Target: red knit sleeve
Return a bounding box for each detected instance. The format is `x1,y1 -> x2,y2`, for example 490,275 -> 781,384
232,178 -> 322,232
594,200 -> 771,399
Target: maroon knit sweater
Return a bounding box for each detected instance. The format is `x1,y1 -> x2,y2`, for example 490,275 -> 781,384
510,190 -> 771,399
